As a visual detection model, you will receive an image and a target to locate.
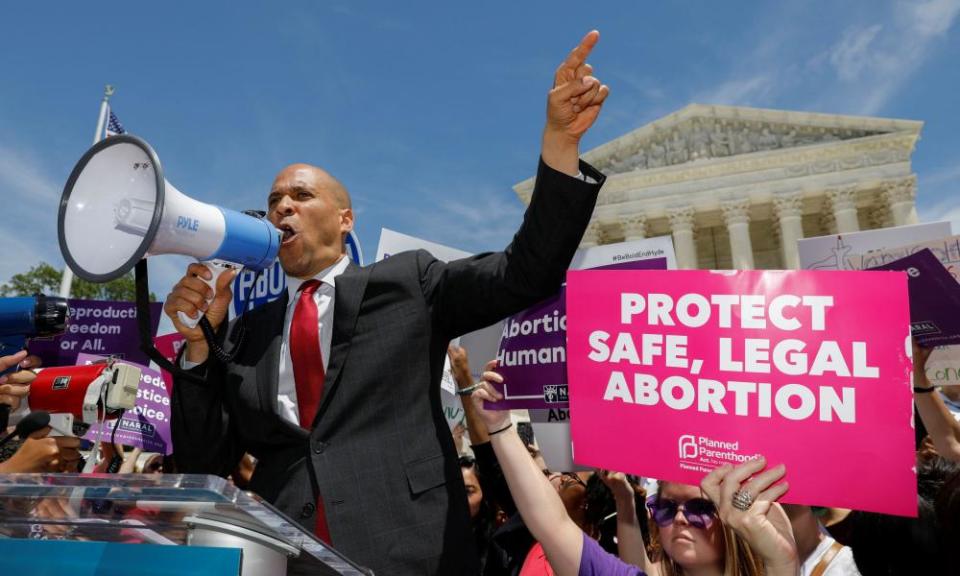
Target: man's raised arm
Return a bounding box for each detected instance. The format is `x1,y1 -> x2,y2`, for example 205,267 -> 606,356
424,31 -> 611,338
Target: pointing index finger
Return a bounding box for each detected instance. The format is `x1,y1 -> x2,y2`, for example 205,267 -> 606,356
562,30 -> 600,72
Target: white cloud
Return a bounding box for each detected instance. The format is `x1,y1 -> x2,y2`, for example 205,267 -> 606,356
816,0 -> 960,114
0,142 -> 65,287
906,0 -> 960,36
690,1 -> 959,116
919,199 -> 960,232
0,150 -> 60,204
921,162 -> 960,187
387,180 -> 526,253
693,75 -> 777,107
828,24 -> 883,81
918,157 -> 960,231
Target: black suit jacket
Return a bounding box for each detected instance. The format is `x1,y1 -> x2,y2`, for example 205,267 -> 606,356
172,158 -> 604,575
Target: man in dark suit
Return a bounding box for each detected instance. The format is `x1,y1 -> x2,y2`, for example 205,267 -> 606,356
166,30 -> 609,575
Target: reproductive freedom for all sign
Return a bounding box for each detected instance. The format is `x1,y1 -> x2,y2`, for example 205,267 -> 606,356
566,269 -> 916,516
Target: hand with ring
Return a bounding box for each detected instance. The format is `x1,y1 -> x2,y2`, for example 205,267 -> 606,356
700,456 -> 798,576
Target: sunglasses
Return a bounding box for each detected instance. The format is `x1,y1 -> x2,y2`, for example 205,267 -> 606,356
646,495 -> 717,529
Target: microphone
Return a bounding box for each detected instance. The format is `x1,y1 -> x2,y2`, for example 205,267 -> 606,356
0,410 -> 51,448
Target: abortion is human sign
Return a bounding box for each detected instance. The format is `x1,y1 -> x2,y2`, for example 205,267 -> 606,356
566,269 -> 916,516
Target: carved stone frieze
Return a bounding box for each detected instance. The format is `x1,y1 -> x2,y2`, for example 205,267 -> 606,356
593,116 -> 889,174
590,135 -> 917,206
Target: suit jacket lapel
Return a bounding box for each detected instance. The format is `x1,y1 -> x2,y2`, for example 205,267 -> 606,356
312,261 -> 370,428
256,292 -> 308,440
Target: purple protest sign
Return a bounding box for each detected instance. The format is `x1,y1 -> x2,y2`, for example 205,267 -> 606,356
490,257 -> 669,409
869,248 -> 960,347
76,353 -> 172,455
28,299 -> 162,368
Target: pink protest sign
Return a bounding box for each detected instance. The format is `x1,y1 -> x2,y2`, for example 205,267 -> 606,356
566,269 -> 916,516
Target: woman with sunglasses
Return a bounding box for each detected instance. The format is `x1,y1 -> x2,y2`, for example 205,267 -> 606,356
601,470 -> 778,575
470,362 -> 798,576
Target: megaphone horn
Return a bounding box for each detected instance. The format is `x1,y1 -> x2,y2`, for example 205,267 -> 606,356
58,135 -> 281,328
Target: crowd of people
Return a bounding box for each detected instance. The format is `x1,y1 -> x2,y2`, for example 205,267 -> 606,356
447,344 -> 960,576
1,337 -> 958,574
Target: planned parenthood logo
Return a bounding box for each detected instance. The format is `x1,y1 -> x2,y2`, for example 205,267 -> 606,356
678,434 -> 698,459
677,433 -> 762,473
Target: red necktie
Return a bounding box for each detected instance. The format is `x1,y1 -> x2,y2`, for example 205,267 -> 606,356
291,280 -> 325,428
290,279 -> 332,543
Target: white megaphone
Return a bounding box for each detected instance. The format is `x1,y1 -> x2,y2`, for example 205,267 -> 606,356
58,134 -> 281,328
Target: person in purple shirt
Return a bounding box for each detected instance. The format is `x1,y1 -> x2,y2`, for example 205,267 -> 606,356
469,361 -> 800,576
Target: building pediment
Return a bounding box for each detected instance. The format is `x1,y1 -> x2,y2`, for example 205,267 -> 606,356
582,104 -> 922,175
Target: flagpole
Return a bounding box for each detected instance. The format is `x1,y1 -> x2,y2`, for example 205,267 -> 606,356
59,84 -> 115,298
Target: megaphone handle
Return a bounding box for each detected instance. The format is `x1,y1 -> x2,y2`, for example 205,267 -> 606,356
177,260 -> 237,329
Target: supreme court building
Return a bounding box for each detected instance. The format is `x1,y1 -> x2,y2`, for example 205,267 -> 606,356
513,104 -> 923,270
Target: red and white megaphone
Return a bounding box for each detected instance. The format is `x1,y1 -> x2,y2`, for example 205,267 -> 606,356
27,360 -> 142,437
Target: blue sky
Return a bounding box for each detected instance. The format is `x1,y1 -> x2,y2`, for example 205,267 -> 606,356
2,0 -> 959,296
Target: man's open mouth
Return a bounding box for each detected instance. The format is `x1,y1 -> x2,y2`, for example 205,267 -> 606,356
279,224 -> 298,245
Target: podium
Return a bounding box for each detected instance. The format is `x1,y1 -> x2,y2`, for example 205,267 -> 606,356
0,473 -> 373,575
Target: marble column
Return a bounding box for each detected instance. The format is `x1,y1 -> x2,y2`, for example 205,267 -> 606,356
721,199 -> 755,270
882,175 -> 919,226
619,214 -> 647,241
825,186 -> 860,233
667,207 -> 698,269
773,192 -> 804,269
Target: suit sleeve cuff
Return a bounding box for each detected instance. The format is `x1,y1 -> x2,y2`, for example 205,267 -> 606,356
537,156 -> 606,191
175,341 -> 209,376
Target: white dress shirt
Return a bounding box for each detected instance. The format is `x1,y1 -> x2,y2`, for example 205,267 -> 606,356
277,255 -> 351,425
179,255 -> 350,426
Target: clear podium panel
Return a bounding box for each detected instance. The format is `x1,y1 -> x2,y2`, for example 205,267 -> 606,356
0,473 -> 372,576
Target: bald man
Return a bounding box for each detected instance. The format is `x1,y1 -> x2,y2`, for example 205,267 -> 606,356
167,30 -> 610,575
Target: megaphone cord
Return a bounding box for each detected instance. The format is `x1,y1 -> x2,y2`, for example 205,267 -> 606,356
134,259 -> 251,382
199,315 -> 245,364
135,260 -> 204,384
196,264 -> 263,364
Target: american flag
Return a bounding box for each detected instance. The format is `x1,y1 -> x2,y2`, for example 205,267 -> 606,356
105,107 -> 126,137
